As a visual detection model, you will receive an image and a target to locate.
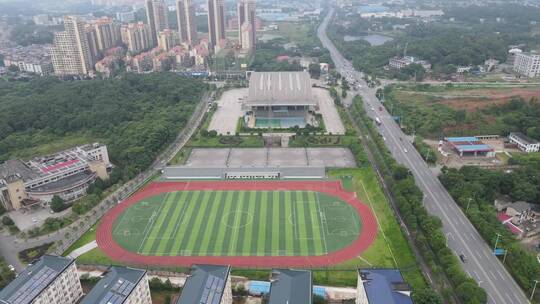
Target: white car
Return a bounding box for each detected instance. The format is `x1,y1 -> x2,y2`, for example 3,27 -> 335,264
404,148 -> 408,153
8,265 -> 15,272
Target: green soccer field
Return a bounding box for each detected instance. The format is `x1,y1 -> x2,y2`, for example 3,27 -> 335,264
112,190 -> 362,257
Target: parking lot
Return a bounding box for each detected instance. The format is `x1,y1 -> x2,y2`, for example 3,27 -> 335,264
183,148 -> 356,168
313,88 -> 346,135
208,88 -> 248,135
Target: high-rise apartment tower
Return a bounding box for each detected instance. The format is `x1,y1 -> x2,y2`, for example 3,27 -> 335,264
176,0 -> 197,45
51,16 -> 94,75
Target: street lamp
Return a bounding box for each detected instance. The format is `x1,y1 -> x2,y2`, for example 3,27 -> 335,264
531,280 -> 539,302
466,197 -> 473,212
493,233 -> 501,253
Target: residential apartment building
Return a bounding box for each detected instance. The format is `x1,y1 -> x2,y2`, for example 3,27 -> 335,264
121,22 -> 154,53
176,264 -> 232,304
356,269 -> 412,304
157,29 -> 178,51
90,17 -> 122,53
176,0 -> 197,44
116,11 -> 136,23
51,16 -> 94,76
0,143 -> 111,211
389,56 -> 431,70
268,269 -> 312,304
0,255 -> 83,304
509,132 -> 540,153
81,266 -> 152,304
513,52 -> 540,77
207,0 -> 226,49
237,0 -> 256,50
146,0 -> 169,45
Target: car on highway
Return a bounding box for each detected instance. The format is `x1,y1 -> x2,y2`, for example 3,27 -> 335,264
404,148 -> 408,153
460,254 -> 467,263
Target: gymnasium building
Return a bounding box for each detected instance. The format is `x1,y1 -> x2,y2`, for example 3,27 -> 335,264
243,71 -> 318,129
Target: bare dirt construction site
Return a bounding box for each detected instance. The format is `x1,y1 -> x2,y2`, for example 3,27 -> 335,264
396,86 -> 540,112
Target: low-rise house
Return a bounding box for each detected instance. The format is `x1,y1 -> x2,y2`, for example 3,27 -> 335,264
509,132 -> 540,153
506,201 -> 539,225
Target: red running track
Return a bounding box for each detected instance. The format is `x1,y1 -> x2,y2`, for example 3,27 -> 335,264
96,180 -> 377,267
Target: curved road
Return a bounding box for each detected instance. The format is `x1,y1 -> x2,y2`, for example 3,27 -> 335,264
318,7 -> 529,304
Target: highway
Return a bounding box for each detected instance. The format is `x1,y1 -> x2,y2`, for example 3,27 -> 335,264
318,8 -> 529,304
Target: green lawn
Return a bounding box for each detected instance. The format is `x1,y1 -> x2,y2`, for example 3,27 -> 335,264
327,168 -> 426,289
112,190 -> 361,257
63,223 -> 98,256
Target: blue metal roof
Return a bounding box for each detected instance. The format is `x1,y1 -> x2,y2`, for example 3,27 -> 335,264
455,144 -> 493,152
248,281 -> 270,295
446,136 -> 479,142
248,281 -> 326,298
359,269 -> 413,304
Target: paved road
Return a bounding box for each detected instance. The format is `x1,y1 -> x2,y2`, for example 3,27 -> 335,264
318,8 -> 530,304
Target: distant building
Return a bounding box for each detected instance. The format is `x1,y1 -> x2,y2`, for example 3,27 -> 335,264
509,132 -> 540,153
146,0 -> 169,45
268,269 -> 312,304
116,11 -> 136,23
176,264 -> 232,304
90,17 -> 122,53
507,48 -> 522,65
243,71 -> 318,129
513,52 -> 540,77
356,269 -> 413,304
0,143 -> 111,210
81,266 -> 152,304
388,56 -> 430,70
52,16 -> 94,76
456,66 -> 473,74
207,0 -> 226,49
157,28 -> 178,51
32,14 -> 60,26
1,44 -> 53,76
176,0 -> 197,45
237,0 -> 256,50
121,22 -> 155,53
0,255 -> 83,304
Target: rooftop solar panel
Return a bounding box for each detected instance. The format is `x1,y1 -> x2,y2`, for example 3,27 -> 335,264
7,266 -> 59,304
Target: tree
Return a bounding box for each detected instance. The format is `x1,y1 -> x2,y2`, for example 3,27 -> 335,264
50,196 -> 65,213
413,288 -> 443,304
308,63 -> 321,78
456,280 -> 487,304
313,294 -> 325,304
393,166 -> 411,180
1,216 -> 14,226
